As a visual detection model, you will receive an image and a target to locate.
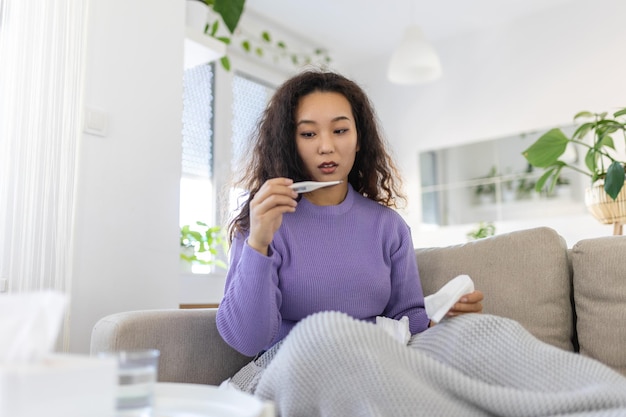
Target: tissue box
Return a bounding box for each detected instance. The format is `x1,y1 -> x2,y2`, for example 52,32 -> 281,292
0,353 -> 116,417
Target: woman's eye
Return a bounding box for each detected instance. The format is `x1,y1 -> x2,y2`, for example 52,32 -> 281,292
299,131 -> 315,138
335,128 -> 349,134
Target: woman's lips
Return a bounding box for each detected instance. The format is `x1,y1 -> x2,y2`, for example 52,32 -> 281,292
318,162 -> 337,174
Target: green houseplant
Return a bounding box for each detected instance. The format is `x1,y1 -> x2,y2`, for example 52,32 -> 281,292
466,222 -> 496,241
522,107 -> 626,200
180,221 -> 228,270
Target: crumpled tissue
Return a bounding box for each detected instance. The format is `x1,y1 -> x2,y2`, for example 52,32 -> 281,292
375,275 -> 476,344
0,291 -> 117,417
425,274 -> 475,324
376,315 -> 411,345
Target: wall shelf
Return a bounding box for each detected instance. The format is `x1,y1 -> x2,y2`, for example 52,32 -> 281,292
184,27 -> 226,69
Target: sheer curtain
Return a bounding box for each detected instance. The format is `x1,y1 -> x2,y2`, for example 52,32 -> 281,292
0,0 -> 89,349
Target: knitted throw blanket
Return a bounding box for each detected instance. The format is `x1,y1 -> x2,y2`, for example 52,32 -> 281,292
245,312 -> 626,416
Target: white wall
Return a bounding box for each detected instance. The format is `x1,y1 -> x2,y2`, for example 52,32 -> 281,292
350,0 -> 626,246
69,0 -> 184,353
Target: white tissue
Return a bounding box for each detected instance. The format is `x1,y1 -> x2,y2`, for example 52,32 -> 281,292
424,274 -> 475,324
0,291 -> 68,363
376,315 -> 411,345
0,291 -> 118,417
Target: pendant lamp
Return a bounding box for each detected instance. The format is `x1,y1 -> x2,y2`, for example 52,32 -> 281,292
387,25 -> 442,85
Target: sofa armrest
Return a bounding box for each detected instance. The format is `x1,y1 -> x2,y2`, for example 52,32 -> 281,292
90,308 -> 252,386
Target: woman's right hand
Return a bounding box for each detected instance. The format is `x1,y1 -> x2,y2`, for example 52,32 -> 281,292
247,177 -> 298,255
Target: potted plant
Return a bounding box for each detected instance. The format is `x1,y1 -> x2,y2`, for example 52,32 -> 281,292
466,221 -> 496,241
180,221 -> 228,270
522,107 -> 626,231
522,107 -> 626,199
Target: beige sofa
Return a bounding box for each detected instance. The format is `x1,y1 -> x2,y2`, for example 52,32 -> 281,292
90,227 -> 626,384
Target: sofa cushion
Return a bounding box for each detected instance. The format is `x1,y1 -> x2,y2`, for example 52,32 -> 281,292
416,227 -> 575,352
571,235 -> 626,376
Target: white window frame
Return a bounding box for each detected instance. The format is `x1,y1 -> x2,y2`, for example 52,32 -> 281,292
212,52 -> 291,228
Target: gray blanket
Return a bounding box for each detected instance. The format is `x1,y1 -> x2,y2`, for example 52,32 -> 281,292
239,312 -> 626,416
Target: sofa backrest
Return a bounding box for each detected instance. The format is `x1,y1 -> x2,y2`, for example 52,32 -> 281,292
416,227 -> 575,353
571,235 -> 626,376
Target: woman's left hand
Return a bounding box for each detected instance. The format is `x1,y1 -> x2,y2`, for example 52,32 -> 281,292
446,290 -> 484,317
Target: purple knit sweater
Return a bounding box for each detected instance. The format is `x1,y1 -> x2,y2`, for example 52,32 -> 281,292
216,185 -> 429,356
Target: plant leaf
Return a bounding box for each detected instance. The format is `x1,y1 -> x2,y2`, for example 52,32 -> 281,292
598,133 -> 616,151
180,253 -> 196,262
571,122 -> 594,141
210,21 -> 219,36
535,165 -> 564,193
220,55 -> 231,71
596,119 -> 623,135
584,148 -> 598,174
522,128 -> 569,167
573,111 -> 594,120
613,108 -> 626,118
604,161 -> 625,200
261,31 -> 271,42
241,40 -> 250,52
534,168 -> 555,192
213,0 -> 245,34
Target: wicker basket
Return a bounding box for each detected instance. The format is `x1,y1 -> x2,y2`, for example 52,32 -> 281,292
585,180 -> 626,224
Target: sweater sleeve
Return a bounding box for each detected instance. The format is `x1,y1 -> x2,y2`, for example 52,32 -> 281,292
216,233 -> 283,356
383,225 -> 430,335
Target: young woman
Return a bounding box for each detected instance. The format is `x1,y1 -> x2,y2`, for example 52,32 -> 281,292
214,69 -> 626,416
216,69 -> 483,358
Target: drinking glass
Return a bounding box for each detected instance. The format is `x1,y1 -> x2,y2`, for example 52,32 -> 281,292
100,349 -> 160,416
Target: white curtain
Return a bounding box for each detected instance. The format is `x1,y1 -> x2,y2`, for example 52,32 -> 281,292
0,0 -> 89,349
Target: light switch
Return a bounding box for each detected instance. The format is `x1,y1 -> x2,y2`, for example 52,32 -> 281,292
84,107 -> 109,137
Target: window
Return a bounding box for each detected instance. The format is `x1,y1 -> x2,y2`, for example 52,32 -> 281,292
180,63 -> 215,230
228,73 -> 276,213
231,73 -> 275,170
180,62 -> 278,273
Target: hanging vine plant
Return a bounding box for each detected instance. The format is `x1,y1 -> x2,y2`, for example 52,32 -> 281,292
238,29 -> 331,68
192,0 -> 331,71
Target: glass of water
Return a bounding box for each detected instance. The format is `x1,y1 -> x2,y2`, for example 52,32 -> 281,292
100,349 -> 160,416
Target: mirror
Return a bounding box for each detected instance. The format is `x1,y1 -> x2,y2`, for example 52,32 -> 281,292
419,125 -> 583,226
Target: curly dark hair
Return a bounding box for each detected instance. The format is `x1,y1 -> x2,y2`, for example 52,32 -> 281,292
227,69 -> 406,242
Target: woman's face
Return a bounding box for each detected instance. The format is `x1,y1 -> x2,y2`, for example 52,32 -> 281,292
294,91 -> 359,184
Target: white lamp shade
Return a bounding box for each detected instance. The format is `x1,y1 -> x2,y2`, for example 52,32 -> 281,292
387,25 -> 442,85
